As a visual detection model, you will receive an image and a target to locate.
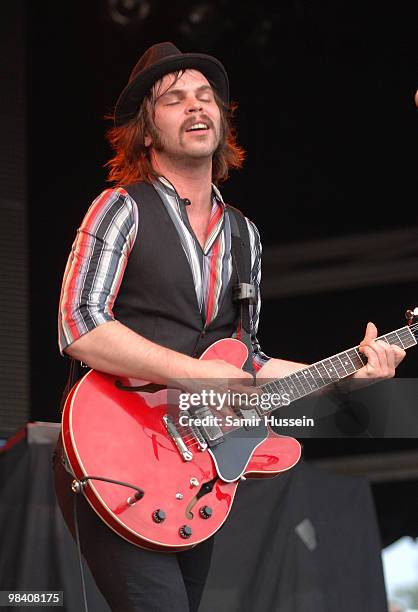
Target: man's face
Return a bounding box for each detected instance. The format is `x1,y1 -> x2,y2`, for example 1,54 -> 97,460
145,69 -> 222,162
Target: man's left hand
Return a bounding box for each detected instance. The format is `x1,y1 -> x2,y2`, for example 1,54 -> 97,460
352,321 -> 406,382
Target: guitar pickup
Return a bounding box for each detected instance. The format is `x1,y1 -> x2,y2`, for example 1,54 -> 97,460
191,407 -> 224,447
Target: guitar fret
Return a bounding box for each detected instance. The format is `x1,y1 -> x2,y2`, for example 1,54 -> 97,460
312,364 -> 326,387
273,379 -> 288,399
290,373 -> 304,396
296,371 -> 312,395
397,329 -> 411,342
291,373 -> 306,398
258,380 -> 280,414
316,361 -> 335,384
303,367 -> 322,391
385,332 -> 403,348
339,351 -> 356,374
258,382 -> 272,414
279,377 -> 294,399
334,355 -> 349,377
261,382 -> 275,396
385,332 -> 398,343
354,348 -> 368,366
398,328 -> 417,348
283,375 -> 301,399
284,375 -> 296,399
259,324 -> 417,416
347,348 -> 364,370
322,358 -> 341,381
347,351 -> 357,370
268,381 -> 281,396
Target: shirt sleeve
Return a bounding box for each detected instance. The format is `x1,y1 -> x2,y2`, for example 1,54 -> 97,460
58,187 -> 138,356
245,218 -> 271,371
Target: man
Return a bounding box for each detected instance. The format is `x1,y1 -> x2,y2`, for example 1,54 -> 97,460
54,42 -> 406,612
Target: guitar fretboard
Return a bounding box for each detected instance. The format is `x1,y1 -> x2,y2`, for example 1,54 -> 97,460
259,324 -> 417,412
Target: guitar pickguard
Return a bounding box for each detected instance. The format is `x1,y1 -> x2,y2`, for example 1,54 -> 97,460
208,421 -> 268,482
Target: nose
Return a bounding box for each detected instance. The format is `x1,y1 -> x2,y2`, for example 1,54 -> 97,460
186,96 -> 203,113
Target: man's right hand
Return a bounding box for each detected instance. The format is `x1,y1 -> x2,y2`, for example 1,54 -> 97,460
173,358 -> 258,419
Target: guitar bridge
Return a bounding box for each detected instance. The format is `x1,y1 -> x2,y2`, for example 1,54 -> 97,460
163,414 -> 193,461
189,420 -> 208,451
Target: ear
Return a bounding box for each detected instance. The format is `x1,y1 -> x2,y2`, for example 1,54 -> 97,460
144,133 -> 152,147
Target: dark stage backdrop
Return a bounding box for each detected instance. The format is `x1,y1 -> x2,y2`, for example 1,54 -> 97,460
0,0 -> 415,571
25,0 -> 418,427
0,423 -> 389,612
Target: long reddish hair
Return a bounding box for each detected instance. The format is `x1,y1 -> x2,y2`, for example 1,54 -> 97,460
105,74 -> 245,186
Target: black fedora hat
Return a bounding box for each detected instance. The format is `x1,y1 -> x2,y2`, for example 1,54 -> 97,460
113,41 -> 229,127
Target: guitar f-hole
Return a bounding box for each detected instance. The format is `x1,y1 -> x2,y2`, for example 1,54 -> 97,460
184,477 -> 219,519
115,380 -> 165,393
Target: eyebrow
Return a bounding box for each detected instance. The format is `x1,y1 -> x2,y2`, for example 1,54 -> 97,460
160,85 -> 213,99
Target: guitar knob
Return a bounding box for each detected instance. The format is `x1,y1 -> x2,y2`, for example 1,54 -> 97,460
199,505 -> 213,519
152,509 -> 166,523
179,525 -> 192,539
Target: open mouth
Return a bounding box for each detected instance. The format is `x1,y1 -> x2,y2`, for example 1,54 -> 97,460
185,122 -> 210,132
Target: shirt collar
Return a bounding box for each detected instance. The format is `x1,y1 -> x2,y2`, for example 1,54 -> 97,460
156,175 -> 225,209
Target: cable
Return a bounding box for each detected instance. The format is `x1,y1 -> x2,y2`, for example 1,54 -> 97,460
74,475 -> 144,500
73,494 -> 89,612
71,475 -> 145,612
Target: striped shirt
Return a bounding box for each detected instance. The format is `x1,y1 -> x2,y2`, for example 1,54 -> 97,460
58,177 -> 270,369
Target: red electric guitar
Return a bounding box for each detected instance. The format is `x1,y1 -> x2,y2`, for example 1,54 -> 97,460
61,309 -> 418,552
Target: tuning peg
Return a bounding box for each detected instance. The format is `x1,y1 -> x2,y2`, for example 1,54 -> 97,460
405,307 -> 418,323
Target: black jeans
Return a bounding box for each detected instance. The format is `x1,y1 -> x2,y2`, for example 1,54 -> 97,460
53,440 -> 214,612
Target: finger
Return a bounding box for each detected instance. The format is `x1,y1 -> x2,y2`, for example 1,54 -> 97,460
359,321 -> 378,346
366,340 -> 398,377
360,345 -> 380,373
374,340 -> 397,375
392,345 -> 406,367
380,341 -> 395,374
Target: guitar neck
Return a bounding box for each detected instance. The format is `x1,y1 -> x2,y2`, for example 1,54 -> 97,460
259,323 -> 418,408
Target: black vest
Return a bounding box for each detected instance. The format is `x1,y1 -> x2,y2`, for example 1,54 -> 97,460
114,182 -> 240,358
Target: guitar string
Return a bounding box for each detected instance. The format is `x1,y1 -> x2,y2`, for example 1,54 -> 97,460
154,323 -> 418,449
175,322 -> 418,446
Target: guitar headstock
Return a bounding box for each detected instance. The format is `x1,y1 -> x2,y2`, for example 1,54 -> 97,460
405,307 -> 418,340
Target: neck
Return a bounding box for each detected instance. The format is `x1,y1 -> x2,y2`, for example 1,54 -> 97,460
258,323 -> 418,416
151,153 -> 213,213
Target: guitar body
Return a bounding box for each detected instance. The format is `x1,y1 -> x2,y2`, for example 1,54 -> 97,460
61,338 -> 302,551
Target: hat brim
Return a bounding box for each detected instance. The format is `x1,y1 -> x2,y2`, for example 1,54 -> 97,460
114,53 -> 229,127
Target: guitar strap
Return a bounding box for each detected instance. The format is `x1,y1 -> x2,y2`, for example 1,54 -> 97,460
226,205 -> 257,377
59,357 -> 85,413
